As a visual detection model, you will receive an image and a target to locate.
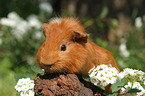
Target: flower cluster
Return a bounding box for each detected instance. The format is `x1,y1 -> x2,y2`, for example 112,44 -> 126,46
88,65 -> 145,95
0,12 -> 42,41
89,64 -> 119,87
119,68 -> 145,95
121,82 -> 145,96
118,68 -> 145,81
15,78 -> 34,96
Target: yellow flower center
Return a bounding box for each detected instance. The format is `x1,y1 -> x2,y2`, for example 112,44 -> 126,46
100,74 -> 103,77
109,77 -> 112,80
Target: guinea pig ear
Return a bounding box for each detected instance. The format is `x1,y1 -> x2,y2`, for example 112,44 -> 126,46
42,23 -> 49,37
71,30 -> 89,43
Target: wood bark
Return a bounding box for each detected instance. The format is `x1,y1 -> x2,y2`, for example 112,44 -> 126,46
34,73 -> 104,96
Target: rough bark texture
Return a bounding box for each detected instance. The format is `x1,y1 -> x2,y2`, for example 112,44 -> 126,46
34,73 -> 104,96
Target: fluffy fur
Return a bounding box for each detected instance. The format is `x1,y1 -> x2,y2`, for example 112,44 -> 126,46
36,17 -> 120,76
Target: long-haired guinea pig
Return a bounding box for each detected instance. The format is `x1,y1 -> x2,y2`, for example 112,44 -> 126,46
36,17 -> 120,76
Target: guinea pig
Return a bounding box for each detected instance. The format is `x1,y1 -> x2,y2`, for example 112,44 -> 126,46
36,17 -> 120,76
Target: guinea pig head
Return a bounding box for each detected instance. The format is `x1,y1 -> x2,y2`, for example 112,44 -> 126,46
36,18 -> 90,75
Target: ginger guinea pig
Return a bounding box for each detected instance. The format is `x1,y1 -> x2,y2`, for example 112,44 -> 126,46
36,18 -> 120,76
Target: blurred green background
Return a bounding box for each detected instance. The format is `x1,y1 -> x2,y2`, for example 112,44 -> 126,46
0,0 -> 145,95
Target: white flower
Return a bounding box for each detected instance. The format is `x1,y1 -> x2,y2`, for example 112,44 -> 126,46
25,90 -> 34,96
17,78 -> 25,85
102,70 -> 110,77
20,92 -> 25,96
135,17 -> 142,28
96,70 -> 106,81
21,85 -> 29,92
137,89 -> 145,96
90,77 -> 99,86
126,82 -> 132,88
8,12 -> 21,21
11,20 -> 30,40
132,82 -> 144,90
119,42 -> 130,58
27,56 -> 35,65
88,66 -> 95,74
121,87 -> 126,92
107,77 -> 117,84
89,67 -> 98,78
15,77 -> 35,95
108,67 -> 119,77
121,81 -> 145,95
1,12 -> 30,40
122,68 -> 137,79
117,71 -> 125,80
0,12 -> 42,41
88,64 -> 119,87
27,15 -> 41,29
0,18 -> 16,27
20,90 -> 35,96
98,64 -> 108,69
0,12 -> 22,27
100,79 -> 108,87
132,82 -> 145,95
16,20 -> 29,32
39,2 -> 53,13
24,78 -> 31,85
33,31 -> 42,39
15,85 -> 22,92
28,83 -> 35,89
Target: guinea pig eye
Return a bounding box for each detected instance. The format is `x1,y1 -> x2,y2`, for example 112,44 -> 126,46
61,44 -> 66,51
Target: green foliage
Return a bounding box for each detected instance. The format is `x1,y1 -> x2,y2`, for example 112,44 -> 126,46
108,19 -> 118,29
112,78 -> 128,93
0,0 -> 39,18
0,57 -> 16,96
14,72 -> 31,82
82,75 -> 90,82
0,57 -> 12,76
0,1 -> 52,96
0,2 -> 145,96
100,6 -> 108,18
31,64 -> 45,76
127,89 -> 141,93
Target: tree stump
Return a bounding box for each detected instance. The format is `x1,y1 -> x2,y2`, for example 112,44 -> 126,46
34,73 -> 104,96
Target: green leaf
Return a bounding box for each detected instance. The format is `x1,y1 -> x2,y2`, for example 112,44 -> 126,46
82,75 -> 90,82
82,76 -> 105,90
96,84 -> 105,90
109,19 -> 118,28
112,78 -> 128,93
14,72 -> 31,82
0,57 -> 12,69
100,6 -> 108,18
31,64 -> 44,74
127,89 -> 141,93
107,92 -> 119,96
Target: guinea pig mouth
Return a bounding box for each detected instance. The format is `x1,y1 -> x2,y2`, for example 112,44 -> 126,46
42,64 -> 53,68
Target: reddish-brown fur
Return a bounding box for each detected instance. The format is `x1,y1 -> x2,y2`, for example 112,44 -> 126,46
36,18 -> 120,93
36,17 -> 120,93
